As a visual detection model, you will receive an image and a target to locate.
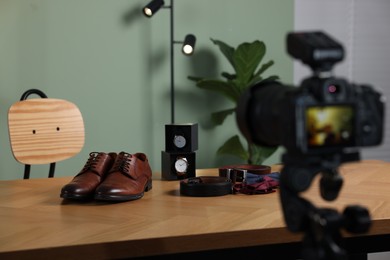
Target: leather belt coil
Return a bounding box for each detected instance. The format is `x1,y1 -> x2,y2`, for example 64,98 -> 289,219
180,176 -> 232,197
219,164 -> 271,184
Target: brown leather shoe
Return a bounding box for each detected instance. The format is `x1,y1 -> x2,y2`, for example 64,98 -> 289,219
60,152 -> 116,200
94,152 -> 152,201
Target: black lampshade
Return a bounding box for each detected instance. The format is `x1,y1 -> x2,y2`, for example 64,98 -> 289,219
182,34 -> 196,55
143,0 -> 165,17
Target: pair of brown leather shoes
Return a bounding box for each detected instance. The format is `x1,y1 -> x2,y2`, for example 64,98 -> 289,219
60,151 -> 152,201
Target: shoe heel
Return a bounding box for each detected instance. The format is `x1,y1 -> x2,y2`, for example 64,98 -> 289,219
145,179 -> 152,192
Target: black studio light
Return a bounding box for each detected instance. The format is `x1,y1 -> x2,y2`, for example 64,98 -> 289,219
181,34 -> 196,55
142,0 -> 165,17
142,0 -> 197,123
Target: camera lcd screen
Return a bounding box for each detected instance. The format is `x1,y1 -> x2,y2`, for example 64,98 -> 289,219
306,105 -> 355,148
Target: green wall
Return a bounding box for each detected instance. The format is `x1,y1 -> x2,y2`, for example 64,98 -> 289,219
0,0 -> 293,180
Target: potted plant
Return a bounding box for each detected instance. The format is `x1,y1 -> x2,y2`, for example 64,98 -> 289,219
188,38 -> 279,165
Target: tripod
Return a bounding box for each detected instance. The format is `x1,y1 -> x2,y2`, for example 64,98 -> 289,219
279,153 -> 371,260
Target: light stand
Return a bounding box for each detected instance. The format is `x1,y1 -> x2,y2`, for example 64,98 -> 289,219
143,0 -> 196,123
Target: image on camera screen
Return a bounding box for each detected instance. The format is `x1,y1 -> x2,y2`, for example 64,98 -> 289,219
306,105 -> 355,148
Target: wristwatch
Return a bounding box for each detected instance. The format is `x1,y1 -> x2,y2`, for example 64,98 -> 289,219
161,151 -> 196,180
174,157 -> 189,176
173,134 -> 186,149
164,123 -> 198,152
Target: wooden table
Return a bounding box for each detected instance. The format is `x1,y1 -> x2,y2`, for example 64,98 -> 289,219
1,160 -> 390,259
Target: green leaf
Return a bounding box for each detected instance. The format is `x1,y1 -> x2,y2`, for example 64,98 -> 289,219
234,41 -> 266,88
248,74 -> 280,87
211,108 -> 235,125
253,60 -> 274,78
248,76 -> 263,86
249,144 -> 278,165
195,79 -> 241,102
217,135 -> 249,161
187,75 -> 204,82
221,72 -> 236,80
262,75 -> 280,83
210,38 -> 236,70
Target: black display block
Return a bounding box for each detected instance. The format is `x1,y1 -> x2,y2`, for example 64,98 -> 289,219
165,123 -> 198,152
161,151 -> 196,180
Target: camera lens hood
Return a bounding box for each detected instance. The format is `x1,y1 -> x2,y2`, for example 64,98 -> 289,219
236,80 -> 291,148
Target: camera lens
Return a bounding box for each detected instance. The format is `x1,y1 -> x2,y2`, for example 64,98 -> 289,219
236,81 -> 295,147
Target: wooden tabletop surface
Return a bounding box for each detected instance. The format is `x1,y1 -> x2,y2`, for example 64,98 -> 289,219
1,160 -> 389,259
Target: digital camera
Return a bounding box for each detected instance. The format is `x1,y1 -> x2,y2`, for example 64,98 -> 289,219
236,31 -> 385,158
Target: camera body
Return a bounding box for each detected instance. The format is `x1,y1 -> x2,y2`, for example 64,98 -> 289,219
236,31 -> 385,158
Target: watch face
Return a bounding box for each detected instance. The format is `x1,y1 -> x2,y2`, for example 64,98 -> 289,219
173,135 -> 186,148
161,151 -> 196,180
174,157 -> 188,174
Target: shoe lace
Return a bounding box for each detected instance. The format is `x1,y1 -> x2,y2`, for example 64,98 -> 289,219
80,152 -> 101,172
110,152 -> 132,174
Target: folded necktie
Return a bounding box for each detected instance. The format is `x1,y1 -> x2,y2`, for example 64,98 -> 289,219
233,172 -> 280,195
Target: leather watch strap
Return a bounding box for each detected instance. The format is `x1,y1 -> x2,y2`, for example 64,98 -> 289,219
180,176 -> 232,197
219,164 -> 271,184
